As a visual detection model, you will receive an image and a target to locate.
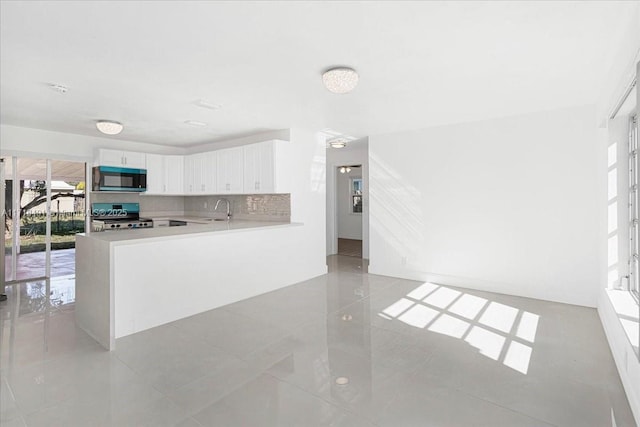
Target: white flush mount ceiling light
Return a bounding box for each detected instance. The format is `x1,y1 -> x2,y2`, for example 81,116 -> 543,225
49,83 -> 68,94
322,67 -> 359,94
328,138 -> 348,149
96,120 -> 123,135
194,99 -> 222,110
339,165 -> 360,173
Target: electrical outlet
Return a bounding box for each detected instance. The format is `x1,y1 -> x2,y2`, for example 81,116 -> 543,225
204,202 -> 207,209
401,256 -> 407,266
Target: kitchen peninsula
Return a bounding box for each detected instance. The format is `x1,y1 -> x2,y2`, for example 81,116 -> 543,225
75,220 -> 311,350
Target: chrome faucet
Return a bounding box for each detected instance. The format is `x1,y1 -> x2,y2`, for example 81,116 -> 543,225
214,198 -> 231,220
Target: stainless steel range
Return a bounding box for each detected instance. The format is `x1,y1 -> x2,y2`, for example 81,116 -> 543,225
91,203 -> 153,232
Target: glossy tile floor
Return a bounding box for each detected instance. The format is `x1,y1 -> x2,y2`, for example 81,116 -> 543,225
0,256 -> 636,426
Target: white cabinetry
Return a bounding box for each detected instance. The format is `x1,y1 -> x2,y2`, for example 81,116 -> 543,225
145,154 -> 164,194
216,147 -> 243,193
165,156 -> 185,194
95,139 -> 290,196
145,154 -> 184,195
96,149 -> 146,168
184,152 -> 216,194
243,140 -> 290,193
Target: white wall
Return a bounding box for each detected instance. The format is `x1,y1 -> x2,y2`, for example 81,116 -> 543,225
369,105 -> 599,308
288,128 -> 328,275
326,139 -> 369,258
337,167 -> 363,240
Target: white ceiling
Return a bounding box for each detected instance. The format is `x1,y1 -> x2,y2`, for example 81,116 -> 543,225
1,1 -> 637,147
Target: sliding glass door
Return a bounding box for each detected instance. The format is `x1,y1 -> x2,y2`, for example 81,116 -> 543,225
1,155 -> 86,284
631,115 -> 639,299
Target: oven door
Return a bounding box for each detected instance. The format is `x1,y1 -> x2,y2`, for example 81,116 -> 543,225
93,166 -> 147,192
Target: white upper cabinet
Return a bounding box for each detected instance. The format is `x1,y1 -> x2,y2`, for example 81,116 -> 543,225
216,147 -> 243,193
243,140 -> 290,194
184,152 -> 216,194
165,155 -> 184,194
96,139 -> 290,196
146,154 -> 184,195
243,141 -> 274,193
96,149 -> 146,169
145,154 -> 164,194
200,152 -> 217,194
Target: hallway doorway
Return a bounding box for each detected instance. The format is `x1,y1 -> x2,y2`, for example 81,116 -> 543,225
326,137 -> 369,260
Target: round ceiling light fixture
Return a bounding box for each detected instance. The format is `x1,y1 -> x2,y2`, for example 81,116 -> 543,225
96,120 -> 124,135
49,83 -> 69,94
328,138 -> 348,149
322,67 -> 359,94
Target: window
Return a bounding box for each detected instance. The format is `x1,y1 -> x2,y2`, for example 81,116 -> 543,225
351,178 -> 363,214
630,115 -> 639,298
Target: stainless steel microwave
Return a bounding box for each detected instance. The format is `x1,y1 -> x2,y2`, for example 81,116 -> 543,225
92,166 -> 147,192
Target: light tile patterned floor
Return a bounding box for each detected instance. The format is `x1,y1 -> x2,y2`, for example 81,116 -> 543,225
0,256 -> 636,426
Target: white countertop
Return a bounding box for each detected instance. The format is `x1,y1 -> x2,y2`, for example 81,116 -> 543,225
79,219 -> 299,243
147,215 -> 230,224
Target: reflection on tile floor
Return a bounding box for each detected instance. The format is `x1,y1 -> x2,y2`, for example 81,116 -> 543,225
0,255 -> 636,426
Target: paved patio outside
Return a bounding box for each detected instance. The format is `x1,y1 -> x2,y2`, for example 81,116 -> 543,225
4,248 -> 75,281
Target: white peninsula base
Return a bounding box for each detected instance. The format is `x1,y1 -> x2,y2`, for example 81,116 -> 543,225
75,222 -> 326,350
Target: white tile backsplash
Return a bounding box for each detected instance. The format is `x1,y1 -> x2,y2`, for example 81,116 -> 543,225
90,192 -> 290,221
184,194 -> 290,222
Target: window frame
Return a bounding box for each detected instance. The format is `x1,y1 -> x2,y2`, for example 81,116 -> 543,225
629,114 -> 639,299
350,177 -> 363,215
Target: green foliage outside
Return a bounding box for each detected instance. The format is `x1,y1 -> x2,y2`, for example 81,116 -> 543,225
3,179 -> 85,254
5,214 -> 85,253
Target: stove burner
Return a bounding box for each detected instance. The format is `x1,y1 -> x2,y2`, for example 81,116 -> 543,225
91,219 -> 153,232
90,202 -> 153,232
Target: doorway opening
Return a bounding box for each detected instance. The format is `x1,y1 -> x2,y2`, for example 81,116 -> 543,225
2,156 -> 86,284
336,166 -> 363,257
326,137 -> 369,261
